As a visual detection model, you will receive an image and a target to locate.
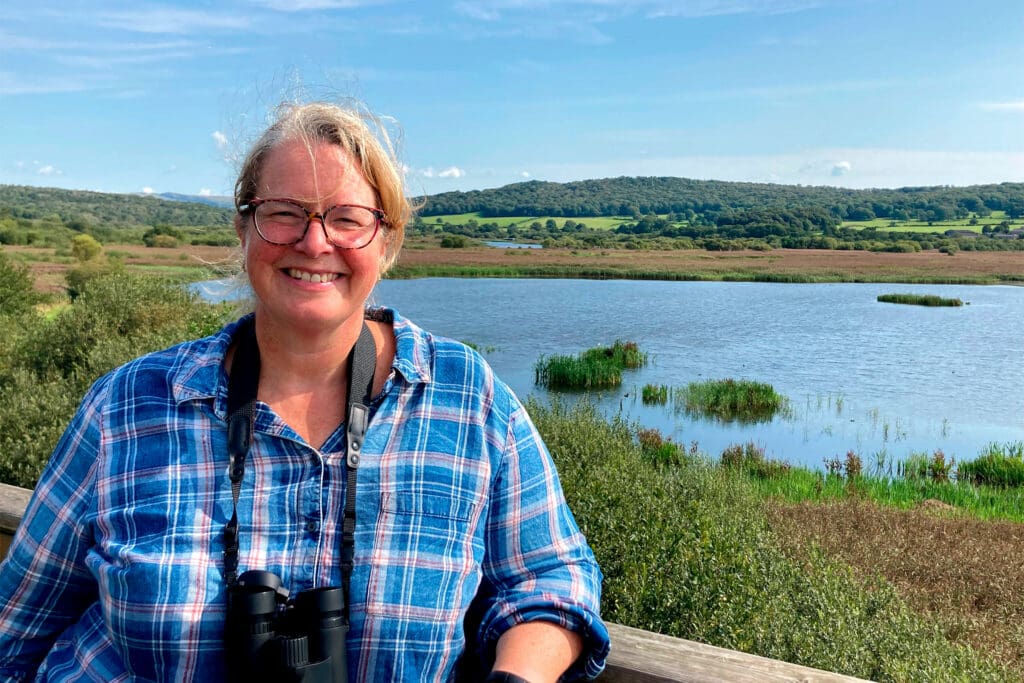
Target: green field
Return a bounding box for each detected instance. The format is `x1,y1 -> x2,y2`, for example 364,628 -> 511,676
423,212 -> 639,230
841,211 -> 1011,233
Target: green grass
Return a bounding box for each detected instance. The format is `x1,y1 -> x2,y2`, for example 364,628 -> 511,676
424,212 -> 653,231
677,378 -> 789,423
842,212 -> 1012,233
534,340 -> 647,389
532,400 -> 1011,681
877,293 -> 964,307
717,442 -> 1024,523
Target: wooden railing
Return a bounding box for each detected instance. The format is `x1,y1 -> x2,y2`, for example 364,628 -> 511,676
0,482 -> 869,682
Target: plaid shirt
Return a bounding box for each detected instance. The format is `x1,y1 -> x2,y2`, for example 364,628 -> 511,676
0,310 -> 609,682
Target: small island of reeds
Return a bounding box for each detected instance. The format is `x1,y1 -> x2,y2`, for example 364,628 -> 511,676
535,340 -> 646,389
675,378 -> 789,423
877,293 -> 964,307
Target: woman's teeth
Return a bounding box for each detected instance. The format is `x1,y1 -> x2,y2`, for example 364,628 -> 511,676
287,269 -> 340,283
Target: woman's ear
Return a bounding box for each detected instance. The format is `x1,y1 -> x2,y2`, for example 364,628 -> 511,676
234,214 -> 247,245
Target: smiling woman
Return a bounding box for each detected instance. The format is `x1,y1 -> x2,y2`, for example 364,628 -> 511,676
0,102 -> 610,683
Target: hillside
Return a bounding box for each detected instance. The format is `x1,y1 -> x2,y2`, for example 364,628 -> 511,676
418,177 -> 1024,222
0,185 -> 234,230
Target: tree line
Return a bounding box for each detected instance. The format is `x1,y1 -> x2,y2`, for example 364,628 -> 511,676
418,177 -> 1024,223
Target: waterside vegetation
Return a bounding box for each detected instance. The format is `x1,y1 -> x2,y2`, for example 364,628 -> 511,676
878,292 -> 964,307
534,340 -> 646,389
537,401 -> 1020,682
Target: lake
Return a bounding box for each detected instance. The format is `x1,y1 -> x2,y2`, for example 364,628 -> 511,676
196,278 -> 1024,471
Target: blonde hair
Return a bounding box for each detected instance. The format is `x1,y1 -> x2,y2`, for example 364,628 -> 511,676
234,102 -> 411,273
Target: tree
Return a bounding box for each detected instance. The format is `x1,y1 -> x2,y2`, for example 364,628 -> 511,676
71,234 -> 103,262
0,251 -> 40,317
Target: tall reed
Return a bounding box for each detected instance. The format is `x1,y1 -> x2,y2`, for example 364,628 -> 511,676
678,378 -> 788,423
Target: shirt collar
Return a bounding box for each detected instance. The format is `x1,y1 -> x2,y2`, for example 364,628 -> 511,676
168,309 -> 432,408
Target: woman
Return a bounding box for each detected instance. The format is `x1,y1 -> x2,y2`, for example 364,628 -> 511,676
0,102 -> 609,682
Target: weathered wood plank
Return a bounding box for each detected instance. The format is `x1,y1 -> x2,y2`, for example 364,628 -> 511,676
603,623 -> 872,682
0,482 -> 31,536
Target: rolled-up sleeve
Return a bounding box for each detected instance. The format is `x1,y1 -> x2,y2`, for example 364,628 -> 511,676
0,377 -> 105,680
476,394 -> 610,680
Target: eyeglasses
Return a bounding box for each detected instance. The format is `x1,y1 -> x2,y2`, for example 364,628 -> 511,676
240,198 -> 386,250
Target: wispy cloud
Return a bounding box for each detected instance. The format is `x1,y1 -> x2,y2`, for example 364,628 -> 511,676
453,0 -> 825,21
95,7 -> 251,34
978,100 -> 1024,112
439,166 -> 466,178
250,0 -> 391,10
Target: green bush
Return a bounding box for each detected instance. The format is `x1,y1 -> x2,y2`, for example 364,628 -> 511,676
0,271 -> 234,488
532,400 -> 1009,681
0,251 -> 42,317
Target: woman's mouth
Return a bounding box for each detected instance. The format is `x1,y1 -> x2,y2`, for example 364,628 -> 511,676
285,268 -> 341,284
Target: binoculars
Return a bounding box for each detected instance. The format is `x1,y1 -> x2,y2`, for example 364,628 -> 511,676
226,570 -> 349,683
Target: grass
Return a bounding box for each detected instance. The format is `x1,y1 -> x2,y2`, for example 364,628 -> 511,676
532,400 -> 1015,681
534,340 -> 647,389
878,292 -> 964,307
677,378 -> 789,423
423,212 -> 636,230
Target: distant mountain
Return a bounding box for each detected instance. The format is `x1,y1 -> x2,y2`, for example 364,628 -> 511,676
155,192 -> 234,209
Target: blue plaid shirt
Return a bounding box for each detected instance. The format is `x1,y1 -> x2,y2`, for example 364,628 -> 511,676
0,310 -> 609,682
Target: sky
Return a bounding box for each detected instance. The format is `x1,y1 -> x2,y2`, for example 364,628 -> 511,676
1,0 -> 1022,199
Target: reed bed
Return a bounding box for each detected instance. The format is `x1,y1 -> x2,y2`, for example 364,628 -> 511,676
877,292 -> 964,306
535,340 -> 647,389
677,378 -> 788,423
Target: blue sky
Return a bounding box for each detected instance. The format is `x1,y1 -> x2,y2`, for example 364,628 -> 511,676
2,0 -> 1022,198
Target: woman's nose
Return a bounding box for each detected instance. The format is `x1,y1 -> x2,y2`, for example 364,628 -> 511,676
294,215 -> 334,256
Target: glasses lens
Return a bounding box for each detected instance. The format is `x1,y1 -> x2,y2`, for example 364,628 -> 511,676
255,201 -> 307,244
323,206 -> 379,248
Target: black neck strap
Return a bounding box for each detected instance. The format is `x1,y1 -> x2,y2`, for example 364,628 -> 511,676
222,317 -> 377,608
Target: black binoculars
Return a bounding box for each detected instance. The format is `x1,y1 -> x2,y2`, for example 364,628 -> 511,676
226,570 -> 349,683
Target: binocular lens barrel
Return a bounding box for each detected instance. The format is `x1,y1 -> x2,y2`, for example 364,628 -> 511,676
226,575 -> 348,683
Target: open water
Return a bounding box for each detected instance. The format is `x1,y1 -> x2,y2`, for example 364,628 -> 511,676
195,277 -> 1024,470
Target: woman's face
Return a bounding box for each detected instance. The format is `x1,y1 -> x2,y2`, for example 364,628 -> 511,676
237,139 -> 384,337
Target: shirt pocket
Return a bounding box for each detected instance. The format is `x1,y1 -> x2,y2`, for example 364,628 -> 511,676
363,489 -> 484,623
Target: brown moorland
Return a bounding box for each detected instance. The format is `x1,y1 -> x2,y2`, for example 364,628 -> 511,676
395,245 -> 1024,283
8,242 -> 1024,293
768,499 -> 1024,676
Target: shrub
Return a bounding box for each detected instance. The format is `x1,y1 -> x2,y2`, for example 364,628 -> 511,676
0,251 -> 42,317
71,233 -> 103,262
1,272 -> 234,487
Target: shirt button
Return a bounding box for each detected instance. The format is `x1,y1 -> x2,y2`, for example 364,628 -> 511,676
305,520 -> 318,532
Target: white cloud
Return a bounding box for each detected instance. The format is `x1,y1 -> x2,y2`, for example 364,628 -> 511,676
212,131 -> 229,149
142,187 -> 155,194
439,166 -> 466,178
978,101 -> 1024,112
251,0 -> 386,10
520,171 -> 531,178
420,167 -> 436,178
96,8 -> 250,34
199,188 -> 212,196
831,160 -> 852,177
37,164 -> 59,175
